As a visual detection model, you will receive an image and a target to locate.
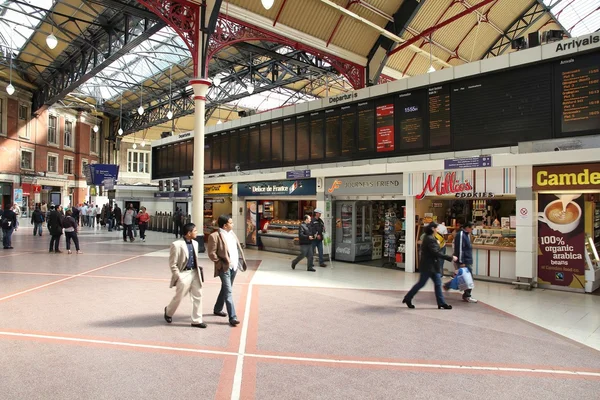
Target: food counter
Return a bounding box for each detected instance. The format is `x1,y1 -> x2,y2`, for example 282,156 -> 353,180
258,219 -> 301,255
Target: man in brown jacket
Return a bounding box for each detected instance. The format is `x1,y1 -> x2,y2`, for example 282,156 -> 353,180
207,214 -> 247,327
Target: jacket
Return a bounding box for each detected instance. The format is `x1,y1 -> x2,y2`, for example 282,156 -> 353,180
168,239 -> 203,288
207,230 -> 247,277
31,209 -> 45,224
298,222 -> 313,245
419,233 -> 453,274
63,216 -> 78,233
1,209 -> 17,230
47,210 -> 64,236
453,229 -> 473,266
310,217 -> 325,241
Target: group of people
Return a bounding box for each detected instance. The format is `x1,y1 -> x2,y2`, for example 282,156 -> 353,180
164,215 -> 246,329
403,219 -> 477,310
291,208 -> 327,272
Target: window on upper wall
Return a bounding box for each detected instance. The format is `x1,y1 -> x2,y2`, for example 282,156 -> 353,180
0,98 -> 4,135
19,105 -> 27,120
63,158 -> 73,175
18,104 -> 30,139
127,150 -> 150,173
47,154 -> 58,173
64,121 -> 73,148
48,115 -> 58,145
82,159 -> 88,175
21,149 -> 33,170
90,128 -> 98,154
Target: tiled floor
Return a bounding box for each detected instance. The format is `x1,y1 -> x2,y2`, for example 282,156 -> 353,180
1,221 -> 599,399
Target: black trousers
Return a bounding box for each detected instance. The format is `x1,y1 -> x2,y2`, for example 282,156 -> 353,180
139,222 -> 147,239
123,224 -> 134,241
65,232 -> 80,251
49,234 -> 62,251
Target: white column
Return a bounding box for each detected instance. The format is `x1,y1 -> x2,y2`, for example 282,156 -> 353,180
515,165 -> 536,281
190,78 -> 211,232
404,196 -> 416,273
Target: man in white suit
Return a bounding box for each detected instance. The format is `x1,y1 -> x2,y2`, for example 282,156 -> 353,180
164,223 -> 206,328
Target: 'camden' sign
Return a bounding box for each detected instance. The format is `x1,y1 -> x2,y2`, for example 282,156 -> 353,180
416,172 -> 493,200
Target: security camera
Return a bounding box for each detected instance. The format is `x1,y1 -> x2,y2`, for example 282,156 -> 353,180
554,147 -> 560,151
235,164 -> 240,171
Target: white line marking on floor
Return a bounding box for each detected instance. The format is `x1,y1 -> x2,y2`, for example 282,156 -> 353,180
0,330 -> 598,379
0,255 -> 142,302
231,282 -> 254,400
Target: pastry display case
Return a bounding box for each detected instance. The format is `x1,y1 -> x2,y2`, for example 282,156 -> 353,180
258,219 -> 302,255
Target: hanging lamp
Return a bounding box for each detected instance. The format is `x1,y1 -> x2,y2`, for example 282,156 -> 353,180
167,65 -> 173,120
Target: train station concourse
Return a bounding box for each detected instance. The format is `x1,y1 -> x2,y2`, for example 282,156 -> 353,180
1,0 -> 600,398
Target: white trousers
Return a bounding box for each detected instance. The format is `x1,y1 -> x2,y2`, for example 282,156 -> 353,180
166,269 -> 203,323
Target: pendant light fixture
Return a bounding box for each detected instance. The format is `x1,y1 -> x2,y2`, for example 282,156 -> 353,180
167,65 -> 173,120
213,76 -> 221,87
261,0 -> 275,10
216,107 -> 222,124
46,11 -> 58,49
118,93 -> 124,135
427,35 -> 435,73
132,133 -> 137,149
6,25 -> 14,95
137,85 -> 144,115
247,85 -> 254,94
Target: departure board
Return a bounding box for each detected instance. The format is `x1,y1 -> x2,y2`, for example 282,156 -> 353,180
340,105 -> 356,156
310,111 -> 324,159
396,91 -> 425,150
357,101 -> 374,153
238,128 -> 249,169
259,123 -> 270,163
220,133 -> 229,171
212,134 -> 221,171
451,63 -> 552,149
271,120 -> 282,162
230,130 -> 238,170
283,118 -> 295,163
204,140 -> 211,172
428,85 -> 451,147
376,99 -> 395,152
325,108 -> 340,158
296,115 -> 309,161
556,53 -> 600,135
249,125 -> 259,165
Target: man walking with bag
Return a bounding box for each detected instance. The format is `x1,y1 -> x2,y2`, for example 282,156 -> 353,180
207,215 -> 247,327
310,209 -> 327,267
291,215 -> 316,272
164,223 -> 206,328
453,220 -> 477,303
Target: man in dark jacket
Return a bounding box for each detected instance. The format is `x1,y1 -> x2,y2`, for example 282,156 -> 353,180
310,208 -> 327,267
1,204 -> 17,249
47,205 -> 64,253
453,220 -> 477,303
403,222 -> 457,309
31,205 -> 45,236
291,215 -> 316,272
113,204 -> 122,231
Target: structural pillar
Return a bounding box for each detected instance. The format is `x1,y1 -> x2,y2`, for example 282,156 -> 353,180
190,78 -> 211,238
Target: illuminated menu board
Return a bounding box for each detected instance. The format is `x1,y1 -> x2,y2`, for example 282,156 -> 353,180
557,53 -> 600,135
260,123 -> 270,163
283,118 -> 295,163
271,120 -> 282,162
396,91 -> 424,150
310,111 -> 324,159
296,115 -> 309,161
325,108 -> 340,158
428,85 -> 451,147
357,101 -> 374,154
340,105 -> 356,156
249,125 -> 259,165
376,99 -> 394,152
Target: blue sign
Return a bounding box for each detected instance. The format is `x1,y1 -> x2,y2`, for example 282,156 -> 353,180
237,179 -> 317,197
14,189 -> 23,203
444,156 -> 492,170
286,170 -> 311,179
89,164 -> 120,185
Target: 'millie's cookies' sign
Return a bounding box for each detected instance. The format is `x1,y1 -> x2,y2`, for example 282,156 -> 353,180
533,163 -> 600,191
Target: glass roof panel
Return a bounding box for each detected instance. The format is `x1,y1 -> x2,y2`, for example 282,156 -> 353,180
0,0 -> 53,54
543,0 -> 600,37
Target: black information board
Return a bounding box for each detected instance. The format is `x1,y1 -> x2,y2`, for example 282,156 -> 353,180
556,52 -> 600,135
212,134 -> 221,171
249,125 -> 259,166
220,132 -> 229,171
376,97 -> 395,153
357,101 -> 374,154
310,111 -> 324,160
238,128 -> 249,169
428,85 -> 451,148
204,140 -> 211,172
452,63 -> 552,149
396,91 -> 425,150
296,115 -> 309,161
230,130 -> 238,170
340,104 -> 356,156
260,123 -> 271,163
325,108 -> 340,158
271,120 -> 282,162
283,118 -> 295,163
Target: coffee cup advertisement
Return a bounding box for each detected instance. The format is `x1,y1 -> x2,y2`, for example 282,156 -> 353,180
537,194 -> 585,289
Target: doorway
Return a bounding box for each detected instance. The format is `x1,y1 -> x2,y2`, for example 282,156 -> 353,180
175,202 -> 188,216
